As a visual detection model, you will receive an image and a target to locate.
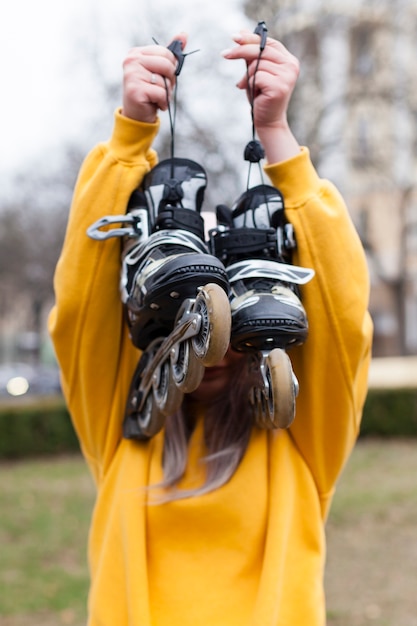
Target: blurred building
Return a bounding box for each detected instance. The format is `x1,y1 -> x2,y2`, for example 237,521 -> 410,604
246,0 -> 417,356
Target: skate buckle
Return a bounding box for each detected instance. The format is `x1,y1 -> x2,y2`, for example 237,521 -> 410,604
87,209 -> 149,242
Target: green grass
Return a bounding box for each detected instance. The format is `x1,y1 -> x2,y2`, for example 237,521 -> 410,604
325,439 -> 417,626
0,456 -> 95,626
1,441 -> 417,626
329,438 -> 417,522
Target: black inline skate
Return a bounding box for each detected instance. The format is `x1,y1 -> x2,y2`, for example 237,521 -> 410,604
208,20 -> 314,429
88,157 -> 231,439
87,39 -> 231,439
210,185 -> 314,429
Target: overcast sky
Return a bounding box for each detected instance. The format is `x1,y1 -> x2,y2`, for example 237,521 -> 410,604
0,0 -> 250,184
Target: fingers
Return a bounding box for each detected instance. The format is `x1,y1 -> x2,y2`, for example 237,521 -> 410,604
222,29 -> 299,92
222,30 -> 298,70
122,34 -> 188,122
124,45 -> 177,89
222,30 -> 300,133
136,32 -> 188,87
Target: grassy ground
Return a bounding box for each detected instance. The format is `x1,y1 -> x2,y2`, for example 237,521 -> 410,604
0,456 -> 93,626
325,439 -> 417,626
1,440 -> 417,625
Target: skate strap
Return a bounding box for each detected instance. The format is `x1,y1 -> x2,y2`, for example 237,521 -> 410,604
243,21 -> 269,188
213,227 -> 278,258
227,259 -> 315,285
156,207 -> 205,240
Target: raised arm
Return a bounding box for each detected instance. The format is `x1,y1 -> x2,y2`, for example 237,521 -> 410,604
49,36 -> 185,480
223,29 -> 372,505
268,151 -> 372,511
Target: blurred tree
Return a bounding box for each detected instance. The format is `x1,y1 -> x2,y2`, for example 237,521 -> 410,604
0,3 -> 253,362
241,0 -> 417,356
0,144 -> 82,360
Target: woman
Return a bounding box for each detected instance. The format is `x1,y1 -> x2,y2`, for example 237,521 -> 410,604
49,29 -> 372,626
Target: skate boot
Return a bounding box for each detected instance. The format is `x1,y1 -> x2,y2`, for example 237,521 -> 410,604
210,184 -> 314,429
88,158 -> 231,439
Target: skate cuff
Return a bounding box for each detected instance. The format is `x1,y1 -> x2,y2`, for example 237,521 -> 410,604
264,148 -> 322,209
108,109 -> 161,164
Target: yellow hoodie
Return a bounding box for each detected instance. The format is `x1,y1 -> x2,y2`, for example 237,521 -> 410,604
49,110 -> 372,626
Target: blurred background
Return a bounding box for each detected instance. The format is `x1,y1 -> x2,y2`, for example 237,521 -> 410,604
1,0 -> 417,382
0,0 -> 416,625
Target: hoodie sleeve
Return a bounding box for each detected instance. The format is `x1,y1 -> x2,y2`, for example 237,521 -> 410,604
265,148 -> 373,514
48,110 -> 160,483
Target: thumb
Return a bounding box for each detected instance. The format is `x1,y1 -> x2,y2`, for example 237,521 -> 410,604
236,75 -> 248,90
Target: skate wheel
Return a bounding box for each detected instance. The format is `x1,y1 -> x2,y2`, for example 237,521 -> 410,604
153,359 -> 184,416
171,340 -> 205,393
265,348 -> 296,429
191,283 -> 231,367
136,392 -> 167,439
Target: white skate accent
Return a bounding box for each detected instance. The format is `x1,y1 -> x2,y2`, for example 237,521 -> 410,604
145,174 -> 206,219
123,229 -> 207,266
230,287 -> 306,314
227,259 -> 315,285
230,293 -> 260,312
120,229 -> 208,303
233,197 -> 283,229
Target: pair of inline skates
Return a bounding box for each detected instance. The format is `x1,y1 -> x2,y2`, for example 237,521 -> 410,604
88,157 -> 314,439
88,26 -> 314,438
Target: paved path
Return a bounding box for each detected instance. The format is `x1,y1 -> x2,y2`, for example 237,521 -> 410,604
368,356 -> 417,390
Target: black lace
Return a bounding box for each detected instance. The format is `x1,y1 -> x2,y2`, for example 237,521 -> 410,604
244,21 -> 268,189
242,21 -> 274,228
152,37 -> 199,175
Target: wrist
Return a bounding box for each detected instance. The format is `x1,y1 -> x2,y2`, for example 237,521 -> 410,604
121,101 -> 158,125
257,122 -> 300,165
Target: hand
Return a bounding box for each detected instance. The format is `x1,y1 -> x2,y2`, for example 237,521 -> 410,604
122,33 -> 188,123
222,30 -> 300,163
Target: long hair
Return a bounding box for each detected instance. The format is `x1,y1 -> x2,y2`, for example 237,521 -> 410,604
153,353 -> 258,502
